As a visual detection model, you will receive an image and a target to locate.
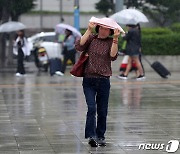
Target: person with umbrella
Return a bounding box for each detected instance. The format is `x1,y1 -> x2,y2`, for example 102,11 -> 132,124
118,23 -> 145,79
118,24 -> 145,80
59,29 -> 77,75
110,9 -> 148,80
75,17 -> 123,147
13,30 -> 30,76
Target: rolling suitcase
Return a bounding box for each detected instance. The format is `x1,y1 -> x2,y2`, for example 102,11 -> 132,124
49,58 -> 62,76
143,56 -> 171,78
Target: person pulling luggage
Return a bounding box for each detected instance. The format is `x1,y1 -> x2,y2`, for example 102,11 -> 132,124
118,24 -> 145,80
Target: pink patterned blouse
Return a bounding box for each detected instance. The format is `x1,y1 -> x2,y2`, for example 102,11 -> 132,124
75,34 -> 118,78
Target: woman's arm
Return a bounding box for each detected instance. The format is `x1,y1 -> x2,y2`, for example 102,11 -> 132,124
80,22 -> 96,46
110,29 -> 120,58
75,22 -> 96,52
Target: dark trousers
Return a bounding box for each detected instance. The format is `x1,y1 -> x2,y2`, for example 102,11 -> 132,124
82,77 -> 110,139
61,49 -> 76,73
17,48 -> 25,74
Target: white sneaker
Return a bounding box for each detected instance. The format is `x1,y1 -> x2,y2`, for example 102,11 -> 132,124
71,74 -> 76,77
55,71 -> 64,76
117,74 -> 128,80
136,75 -> 145,80
15,73 -> 22,77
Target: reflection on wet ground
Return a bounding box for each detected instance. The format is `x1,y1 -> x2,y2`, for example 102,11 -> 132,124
0,70 -> 179,154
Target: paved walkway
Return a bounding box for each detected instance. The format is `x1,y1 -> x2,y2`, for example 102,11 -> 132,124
0,62 -> 179,154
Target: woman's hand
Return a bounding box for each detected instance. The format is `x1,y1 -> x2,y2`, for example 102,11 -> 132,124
80,22 -> 96,46
88,22 -> 96,32
113,28 -> 120,39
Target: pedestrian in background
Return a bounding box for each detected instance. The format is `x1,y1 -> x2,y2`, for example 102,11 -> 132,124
60,29 -> 76,75
118,24 -> 145,78
118,24 -> 145,80
13,30 -> 30,76
136,23 -> 145,76
75,18 -> 121,147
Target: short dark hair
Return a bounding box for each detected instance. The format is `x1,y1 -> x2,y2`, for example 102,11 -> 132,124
126,24 -> 137,28
65,29 -> 72,35
95,25 -> 114,36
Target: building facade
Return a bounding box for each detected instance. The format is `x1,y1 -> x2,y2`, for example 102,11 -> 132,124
21,0 -> 104,30
20,0 -> 153,31
34,0 -> 100,12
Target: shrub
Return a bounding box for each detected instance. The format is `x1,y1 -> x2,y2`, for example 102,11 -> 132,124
142,34 -> 180,55
141,27 -> 173,35
170,23 -> 180,33
80,29 -> 86,34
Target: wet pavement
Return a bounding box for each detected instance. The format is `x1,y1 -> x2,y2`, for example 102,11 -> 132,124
0,62 -> 180,154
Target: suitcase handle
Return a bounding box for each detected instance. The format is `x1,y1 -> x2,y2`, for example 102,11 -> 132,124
141,54 -> 152,66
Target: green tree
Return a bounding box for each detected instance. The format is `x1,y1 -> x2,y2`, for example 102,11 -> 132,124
95,0 -> 114,17
124,0 -> 140,9
0,0 -> 36,67
143,0 -> 180,26
0,0 -> 11,66
10,0 -> 35,21
0,0 -> 35,22
124,0 -> 180,27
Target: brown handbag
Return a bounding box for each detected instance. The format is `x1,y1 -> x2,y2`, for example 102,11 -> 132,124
70,52 -> 89,77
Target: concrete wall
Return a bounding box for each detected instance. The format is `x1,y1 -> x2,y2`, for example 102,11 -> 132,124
23,0 -> 157,31
20,14 -> 104,30
20,13 -> 156,31
34,0 -> 99,12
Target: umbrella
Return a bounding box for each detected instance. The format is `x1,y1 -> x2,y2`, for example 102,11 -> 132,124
89,16 -> 125,33
55,23 -> 82,37
0,21 -> 26,33
110,8 -> 149,25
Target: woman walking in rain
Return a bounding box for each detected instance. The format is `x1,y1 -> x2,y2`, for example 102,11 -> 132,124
75,17 -> 122,147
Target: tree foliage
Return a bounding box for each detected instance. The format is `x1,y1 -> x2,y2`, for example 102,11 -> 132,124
124,0 -> 180,26
96,0 -> 180,26
0,0 -> 36,21
124,0 -> 140,9
10,0 -> 35,20
95,0 -> 114,17
0,0 -> 36,67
